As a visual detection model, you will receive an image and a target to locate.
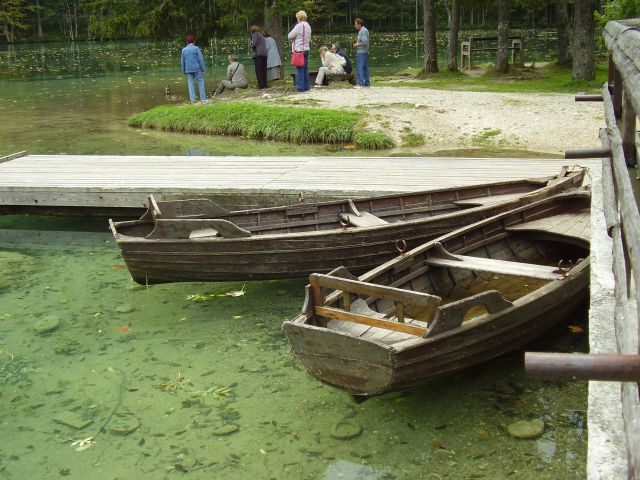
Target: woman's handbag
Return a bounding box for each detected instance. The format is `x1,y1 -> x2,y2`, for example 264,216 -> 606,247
290,24 -> 306,67
291,51 -> 304,67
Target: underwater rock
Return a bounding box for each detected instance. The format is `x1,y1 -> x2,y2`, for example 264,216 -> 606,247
34,315 -> 60,334
115,304 -> 134,314
330,421 -> 363,440
212,424 -> 239,436
0,251 -> 38,291
53,411 -> 93,430
109,414 -> 140,435
322,461 -> 377,480
508,419 -> 545,439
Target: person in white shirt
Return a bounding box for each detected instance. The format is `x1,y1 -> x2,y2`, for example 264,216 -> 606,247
314,46 -> 346,87
287,10 -> 312,92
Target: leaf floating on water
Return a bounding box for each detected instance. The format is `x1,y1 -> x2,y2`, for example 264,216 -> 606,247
568,325 -> 584,333
92,312 -> 103,318
112,265 -> 127,270
479,427 -> 490,438
225,285 -> 246,297
233,315 -> 243,320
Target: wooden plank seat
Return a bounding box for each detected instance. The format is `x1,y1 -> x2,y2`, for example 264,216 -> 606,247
147,219 -> 252,239
453,192 -> 524,207
424,242 -> 566,281
309,272 -> 442,337
506,209 -> 591,243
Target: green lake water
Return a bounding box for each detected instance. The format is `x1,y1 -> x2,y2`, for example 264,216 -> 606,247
0,31 -> 589,479
0,216 -> 588,479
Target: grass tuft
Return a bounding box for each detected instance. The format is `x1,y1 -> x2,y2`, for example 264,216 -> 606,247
128,102 -> 385,146
354,131 -> 395,150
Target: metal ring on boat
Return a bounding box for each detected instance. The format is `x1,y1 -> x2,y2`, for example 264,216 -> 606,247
339,216 -> 350,229
395,239 -> 407,255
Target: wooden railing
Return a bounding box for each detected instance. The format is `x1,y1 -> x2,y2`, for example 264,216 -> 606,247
527,19 -> 640,479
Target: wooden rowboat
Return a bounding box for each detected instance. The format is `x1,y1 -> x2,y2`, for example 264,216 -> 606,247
282,191 -> 590,396
109,168 -> 585,284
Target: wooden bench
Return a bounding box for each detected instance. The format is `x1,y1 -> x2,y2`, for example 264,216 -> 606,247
326,73 -> 356,86
461,35 -> 524,70
424,243 -> 565,281
290,71 -> 356,86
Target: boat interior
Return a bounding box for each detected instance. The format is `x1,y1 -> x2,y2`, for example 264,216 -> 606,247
304,196 -> 590,345
112,175 -> 572,240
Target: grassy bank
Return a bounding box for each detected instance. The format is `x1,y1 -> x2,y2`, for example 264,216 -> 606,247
128,102 -> 394,149
376,62 -> 608,94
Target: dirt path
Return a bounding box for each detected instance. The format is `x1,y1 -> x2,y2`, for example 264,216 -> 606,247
280,86 -> 605,155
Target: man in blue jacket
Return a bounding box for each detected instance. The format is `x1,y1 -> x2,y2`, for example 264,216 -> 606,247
181,35 -> 207,102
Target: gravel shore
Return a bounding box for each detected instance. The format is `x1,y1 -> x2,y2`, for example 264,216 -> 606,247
281,86 -> 605,155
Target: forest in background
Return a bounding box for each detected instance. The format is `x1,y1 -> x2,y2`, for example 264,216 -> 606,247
0,0 -> 637,43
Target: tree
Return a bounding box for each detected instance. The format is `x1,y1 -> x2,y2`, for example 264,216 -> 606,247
573,0 -> 597,80
556,0 -> 572,67
423,0 -> 437,72
0,0 -> 29,42
447,0 -> 459,71
495,0 -> 510,73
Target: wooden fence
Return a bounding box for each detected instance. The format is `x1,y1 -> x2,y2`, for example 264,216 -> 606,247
527,19 -> 640,478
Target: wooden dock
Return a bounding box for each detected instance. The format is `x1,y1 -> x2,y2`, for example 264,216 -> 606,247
0,153 -> 599,216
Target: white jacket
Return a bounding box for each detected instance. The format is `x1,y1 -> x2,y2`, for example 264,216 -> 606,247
321,51 -> 346,73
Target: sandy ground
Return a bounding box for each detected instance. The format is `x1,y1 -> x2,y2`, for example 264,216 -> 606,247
278,86 -> 606,155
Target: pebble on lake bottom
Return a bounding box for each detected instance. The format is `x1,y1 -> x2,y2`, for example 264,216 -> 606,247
212,424 -> 239,435
507,419 -> 545,439
34,315 -> 60,334
330,421 -> 363,440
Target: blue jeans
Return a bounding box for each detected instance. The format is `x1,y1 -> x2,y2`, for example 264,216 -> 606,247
294,51 -> 310,92
186,71 -> 206,101
356,52 -> 370,86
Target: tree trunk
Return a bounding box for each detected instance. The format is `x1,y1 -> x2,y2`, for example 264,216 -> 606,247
573,0 -> 596,80
423,0 -> 438,72
447,0 -> 459,71
556,0 -> 571,67
496,0 -> 510,73
264,0 -> 284,78
36,0 -> 43,39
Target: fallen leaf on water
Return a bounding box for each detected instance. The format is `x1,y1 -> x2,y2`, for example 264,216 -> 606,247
233,315 -> 243,320
479,427 -> 490,438
112,265 -> 127,270
92,312 -> 103,318
116,326 -> 131,333
568,325 -> 584,333
225,285 -> 246,297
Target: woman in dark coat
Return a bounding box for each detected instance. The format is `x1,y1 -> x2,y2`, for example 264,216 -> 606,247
250,25 -> 268,89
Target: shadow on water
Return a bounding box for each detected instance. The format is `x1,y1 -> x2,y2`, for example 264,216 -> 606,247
0,215 -> 588,479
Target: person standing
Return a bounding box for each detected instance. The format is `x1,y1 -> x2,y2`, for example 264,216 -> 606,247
264,32 -> 282,82
250,25 -> 268,89
181,35 -> 207,102
353,18 -> 370,87
213,54 -> 249,96
288,10 -> 311,92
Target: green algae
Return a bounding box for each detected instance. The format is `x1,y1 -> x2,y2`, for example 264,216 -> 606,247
0,218 -> 588,479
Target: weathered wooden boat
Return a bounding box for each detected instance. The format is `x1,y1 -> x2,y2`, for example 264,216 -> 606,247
109,168 -> 585,284
282,191 -> 590,396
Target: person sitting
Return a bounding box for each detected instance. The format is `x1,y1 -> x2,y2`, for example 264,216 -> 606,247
314,46 -> 346,88
213,54 -> 249,96
331,43 -> 352,75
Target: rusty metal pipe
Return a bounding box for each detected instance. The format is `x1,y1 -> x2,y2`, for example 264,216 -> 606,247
575,94 -> 604,102
525,352 -> 640,382
564,147 -> 612,159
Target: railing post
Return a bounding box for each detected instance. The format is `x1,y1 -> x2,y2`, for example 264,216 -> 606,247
621,92 -> 637,167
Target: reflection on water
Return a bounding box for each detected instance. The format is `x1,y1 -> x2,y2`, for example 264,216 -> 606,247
0,30 -> 562,157
0,216 -> 588,478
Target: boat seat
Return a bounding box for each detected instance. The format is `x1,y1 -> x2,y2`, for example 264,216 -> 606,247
425,290 -> 513,337
189,228 -> 219,239
340,212 -> 389,228
424,243 -> 566,281
453,192 -> 523,207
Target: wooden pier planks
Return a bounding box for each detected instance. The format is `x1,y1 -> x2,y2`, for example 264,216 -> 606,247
0,154 -> 599,212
